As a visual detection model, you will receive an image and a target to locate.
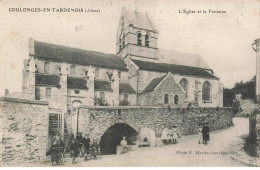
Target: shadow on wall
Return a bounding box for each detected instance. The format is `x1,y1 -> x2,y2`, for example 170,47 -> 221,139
100,123 -> 138,155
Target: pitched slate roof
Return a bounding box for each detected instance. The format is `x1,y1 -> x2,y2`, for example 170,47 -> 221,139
124,8 -> 156,31
67,77 -> 87,89
34,41 -> 127,71
94,80 -> 113,92
35,74 -> 60,87
158,49 -> 211,70
131,59 -> 218,80
141,75 -> 167,94
119,83 -> 136,94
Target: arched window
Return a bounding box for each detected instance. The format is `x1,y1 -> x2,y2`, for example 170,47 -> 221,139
72,100 -> 82,108
124,93 -> 128,100
70,65 -> 76,76
145,34 -> 149,47
179,78 -> 189,97
164,94 -> 169,104
95,68 -> 99,79
100,92 -> 105,102
46,87 -> 51,98
44,62 -> 50,73
137,33 -> 142,46
174,95 -> 179,104
202,81 -> 211,102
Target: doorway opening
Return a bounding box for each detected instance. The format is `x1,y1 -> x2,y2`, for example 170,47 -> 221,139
100,123 -> 138,155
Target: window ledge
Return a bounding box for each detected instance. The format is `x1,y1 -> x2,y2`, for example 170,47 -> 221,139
202,100 -> 212,103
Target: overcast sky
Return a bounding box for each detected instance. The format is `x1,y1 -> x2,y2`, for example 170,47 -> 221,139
0,0 -> 259,96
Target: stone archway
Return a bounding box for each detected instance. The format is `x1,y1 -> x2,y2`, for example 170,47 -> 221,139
100,123 -> 138,155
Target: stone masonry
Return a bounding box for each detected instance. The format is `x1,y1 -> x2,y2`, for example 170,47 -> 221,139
69,106 -> 234,143
0,97 -> 49,166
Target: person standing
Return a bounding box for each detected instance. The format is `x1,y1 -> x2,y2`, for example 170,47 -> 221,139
76,132 -> 84,157
198,123 -> 203,144
161,125 -> 169,145
172,125 -> 180,144
120,136 -> 128,154
83,134 -> 91,161
70,139 -> 80,164
202,121 -> 210,145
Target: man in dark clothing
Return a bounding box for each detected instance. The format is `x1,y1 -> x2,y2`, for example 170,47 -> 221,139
76,132 -> 84,157
202,121 -> 210,145
70,139 -> 80,164
83,134 -> 91,161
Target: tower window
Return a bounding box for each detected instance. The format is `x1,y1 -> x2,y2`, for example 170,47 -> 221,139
137,33 -> 142,46
164,94 -> 169,104
145,34 -> 149,47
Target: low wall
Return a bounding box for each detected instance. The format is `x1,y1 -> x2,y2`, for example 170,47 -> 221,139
0,97 -> 49,166
72,106 -> 234,142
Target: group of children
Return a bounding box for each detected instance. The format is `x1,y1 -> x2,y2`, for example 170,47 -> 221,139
161,125 -> 181,145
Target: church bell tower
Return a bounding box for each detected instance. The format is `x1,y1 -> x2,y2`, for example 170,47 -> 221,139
116,7 -> 159,61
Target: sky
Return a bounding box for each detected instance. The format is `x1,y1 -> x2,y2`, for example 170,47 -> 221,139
0,0 -> 259,96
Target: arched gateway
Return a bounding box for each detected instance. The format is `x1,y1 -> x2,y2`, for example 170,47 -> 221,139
100,123 -> 138,155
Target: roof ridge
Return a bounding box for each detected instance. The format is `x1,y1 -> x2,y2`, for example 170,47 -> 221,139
131,59 -> 207,70
34,40 -> 117,58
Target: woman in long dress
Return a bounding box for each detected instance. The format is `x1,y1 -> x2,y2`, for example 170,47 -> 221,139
172,125 -> 179,144
161,126 -> 169,145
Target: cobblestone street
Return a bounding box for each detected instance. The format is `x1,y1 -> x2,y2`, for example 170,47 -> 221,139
48,117 -> 250,167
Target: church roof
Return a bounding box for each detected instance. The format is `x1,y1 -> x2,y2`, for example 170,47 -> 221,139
36,74 -> 60,87
141,75 -> 167,94
123,8 -> 156,31
131,59 -> 218,80
158,49 -> 212,70
34,41 -> 127,71
68,77 -> 87,89
119,83 -> 136,94
94,80 -> 113,92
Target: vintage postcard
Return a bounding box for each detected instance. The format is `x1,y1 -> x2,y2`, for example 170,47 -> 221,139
0,0 -> 259,167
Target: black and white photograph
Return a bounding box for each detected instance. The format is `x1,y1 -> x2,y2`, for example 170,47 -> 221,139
0,0 -> 259,167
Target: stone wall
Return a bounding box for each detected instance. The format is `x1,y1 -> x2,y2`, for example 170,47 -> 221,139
0,97 -> 49,166
138,74 -> 186,106
70,106 -> 233,143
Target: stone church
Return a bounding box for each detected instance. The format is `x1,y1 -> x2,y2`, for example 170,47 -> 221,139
21,7 -> 223,110
0,8 -> 227,157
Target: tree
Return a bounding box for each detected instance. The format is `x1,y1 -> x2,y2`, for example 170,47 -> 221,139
223,75 -> 256,107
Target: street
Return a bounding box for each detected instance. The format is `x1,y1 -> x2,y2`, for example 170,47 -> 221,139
63,117 -> 248,167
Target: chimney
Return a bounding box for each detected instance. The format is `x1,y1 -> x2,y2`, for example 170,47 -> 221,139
5,89 -> 9,95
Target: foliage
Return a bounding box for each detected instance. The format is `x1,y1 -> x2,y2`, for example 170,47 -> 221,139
119,99 -> 130,106
223,76 -> 256,107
